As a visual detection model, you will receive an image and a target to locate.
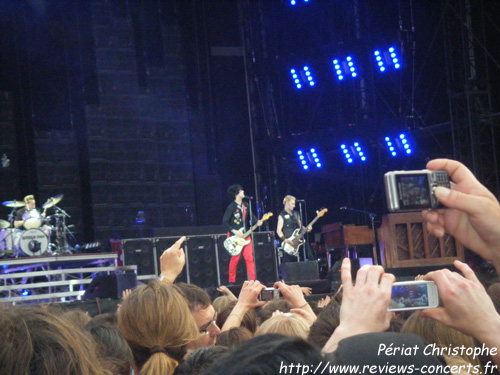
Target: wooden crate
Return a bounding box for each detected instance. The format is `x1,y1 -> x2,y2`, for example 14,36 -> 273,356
379,212 -> 464,268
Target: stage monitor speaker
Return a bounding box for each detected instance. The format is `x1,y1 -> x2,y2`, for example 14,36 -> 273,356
122,238 -> 156,276
326,259 -> 360,282
280,261 -> 319,282
83,273 -> 137,300
156,237 -> 188,283
253,231 -> 278,284
216,234 -> 247,285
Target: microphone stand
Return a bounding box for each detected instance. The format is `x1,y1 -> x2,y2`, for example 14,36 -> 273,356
246,198 -> 256,280
296,200 -> 307,262
7,208 -> 16,256
340,206 -> 379,265
54,205 -> 71,254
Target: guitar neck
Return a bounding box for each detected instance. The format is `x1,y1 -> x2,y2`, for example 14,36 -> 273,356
307,215 -> 321,228
242,222 -> 260,238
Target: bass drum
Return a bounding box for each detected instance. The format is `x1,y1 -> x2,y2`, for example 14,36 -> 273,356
15,229 -> 49,256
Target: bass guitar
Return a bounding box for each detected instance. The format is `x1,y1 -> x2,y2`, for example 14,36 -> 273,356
224,212 -> 273,256
283,208 -> 327,256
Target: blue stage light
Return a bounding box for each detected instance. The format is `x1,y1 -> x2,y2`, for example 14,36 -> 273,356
297,147 -> 322,170
374,46 -> 402,72
341,142 -> 367,163
384,133 -> 414,157
290,66 -> 316,88
333,56 -> 358,80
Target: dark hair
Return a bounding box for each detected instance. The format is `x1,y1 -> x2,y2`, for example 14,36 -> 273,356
326,332 -> 447,373
176,282 -> 212,312
199,334 -> 323,375
174,346 -> 230,375
0,306 -> 107,375
86,324 -> 134,375
217,301 -> 257,333
215,327 -> 253,348
307,299 -> 340,348
257,299 -> 293,325
227,184 -> 243,199
86,313 -> 118,329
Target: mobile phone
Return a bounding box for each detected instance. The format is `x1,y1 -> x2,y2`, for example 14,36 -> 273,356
260,287 -> 280,301
388,280 -> 439,311
384,170 -> 450,212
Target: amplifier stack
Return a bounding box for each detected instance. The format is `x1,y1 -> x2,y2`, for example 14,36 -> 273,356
122,231 -> 278,288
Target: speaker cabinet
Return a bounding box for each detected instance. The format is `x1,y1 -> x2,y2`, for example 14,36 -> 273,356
280,261 -> 319,282
122,238 -> 157,276
253,232 -> 278,284
216,234 -> 247,285
156,237 -> 188,283
185,235 -> 219,288
83,273 -> 137,299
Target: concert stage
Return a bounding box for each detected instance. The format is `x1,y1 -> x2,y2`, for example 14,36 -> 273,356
0,252 -> 136,304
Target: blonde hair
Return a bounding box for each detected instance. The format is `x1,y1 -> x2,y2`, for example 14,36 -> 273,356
23,194 -> 34,204
401,311 -> 482,368
443,356 -> 475,375
255,313 -> 310,339
283,195 -> 296,205
118,281 -> 199,375
62,309 -> 92,329
213,295 -> 235,314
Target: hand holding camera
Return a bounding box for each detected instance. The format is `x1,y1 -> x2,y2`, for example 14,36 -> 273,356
422,158 -> 500,263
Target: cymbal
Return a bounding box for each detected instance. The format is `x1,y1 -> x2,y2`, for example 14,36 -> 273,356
42,194 -> 64,209
2,200 -> 24,208
0,219 -> 10,229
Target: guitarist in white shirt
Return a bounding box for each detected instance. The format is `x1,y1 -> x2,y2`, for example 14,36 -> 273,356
276,195 -> 311,263
222,184 -> 262,284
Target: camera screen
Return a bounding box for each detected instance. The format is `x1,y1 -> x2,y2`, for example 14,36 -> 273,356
390,283 -> 430,309
396,174 -> 431,209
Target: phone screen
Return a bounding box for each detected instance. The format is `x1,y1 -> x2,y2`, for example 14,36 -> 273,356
389,282 -> 432,311
396,174 -> 431,210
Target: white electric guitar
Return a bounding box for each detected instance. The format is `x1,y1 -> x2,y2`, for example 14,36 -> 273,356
283,208 -> 328,256
224,212 -> 273,256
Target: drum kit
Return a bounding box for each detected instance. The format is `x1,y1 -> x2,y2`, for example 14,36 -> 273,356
0,194 -> 75,257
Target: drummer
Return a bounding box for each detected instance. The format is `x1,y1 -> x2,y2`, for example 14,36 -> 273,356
13,195 -> 46,230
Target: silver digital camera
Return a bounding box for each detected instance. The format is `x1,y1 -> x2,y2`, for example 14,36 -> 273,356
384,170 -> 450,212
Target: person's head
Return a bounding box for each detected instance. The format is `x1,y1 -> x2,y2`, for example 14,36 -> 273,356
227,184 -> 244,200
217,300 -> 257,334
23,194 -> 35,209
487,282 -> 500,314
255,313 -> 310,339
118,281 -> 199,375
257,299 -> 293,324
86,324 -> 134,375
215,327 -> 253,348
199,334 -> 323,375
283,195 -> 296,211
176,282 -> 221,347
0,305 -> 108,375
86,312 -> 118,329
307,299 -> 340,348
174,346 -> 230,375
400,311 -> 482,367
212,295 -> 234,314
62,308 -> 92,329
326,332 -> 447,374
